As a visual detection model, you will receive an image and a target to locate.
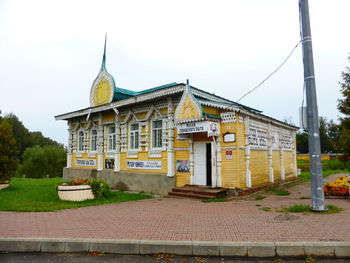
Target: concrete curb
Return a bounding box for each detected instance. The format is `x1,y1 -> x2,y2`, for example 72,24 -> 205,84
0,238 -> 350,258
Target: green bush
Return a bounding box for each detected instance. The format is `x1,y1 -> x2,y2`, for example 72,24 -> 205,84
87,179 -> 111,199
16,145 -> 66,178
344,161 -> 350,171
327,159 -> 345,170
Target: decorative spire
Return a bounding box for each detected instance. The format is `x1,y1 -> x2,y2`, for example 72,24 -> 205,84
186,79 -> 190,93
101,33 -> 107,71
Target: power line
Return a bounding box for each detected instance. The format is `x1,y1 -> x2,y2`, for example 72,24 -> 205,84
233,40 -> 302,104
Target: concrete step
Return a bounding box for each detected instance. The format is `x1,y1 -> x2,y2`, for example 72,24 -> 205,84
171,187 -> 218,197
168,192 -> 215,200
168,186 -> 228,200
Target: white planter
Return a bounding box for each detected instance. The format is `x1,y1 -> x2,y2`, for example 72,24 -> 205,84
0,183 -> 9,190
57,185 -> 94,201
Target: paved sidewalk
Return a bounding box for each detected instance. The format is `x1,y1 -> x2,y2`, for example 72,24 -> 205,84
0,173 -> 349,242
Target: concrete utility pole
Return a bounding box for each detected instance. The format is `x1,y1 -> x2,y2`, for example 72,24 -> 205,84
299,0 -> 326,211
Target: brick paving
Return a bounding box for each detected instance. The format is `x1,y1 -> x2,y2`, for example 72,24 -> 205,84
0,173 -> 349,242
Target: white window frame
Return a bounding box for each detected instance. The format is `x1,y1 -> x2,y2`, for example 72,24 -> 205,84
90,129 -> 98,152
78,130 -> 85,152
151,119 -> 163,150
129,122 -> 140,151
108,125 -> 116,152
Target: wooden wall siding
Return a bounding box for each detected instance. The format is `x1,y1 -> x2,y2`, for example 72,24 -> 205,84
175,150 -> 191,187
272,150 -> 281,181
284,151 -> 294,178
250,150 -> 269,186
102,110 -> 115,122
221,151 -> 239,188
173,129 -> 188,148
220,116 -> 246,188
202,106 -> 220,116
237,149 -> 246,188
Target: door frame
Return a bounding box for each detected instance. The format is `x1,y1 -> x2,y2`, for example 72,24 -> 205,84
193,141 -> 214,186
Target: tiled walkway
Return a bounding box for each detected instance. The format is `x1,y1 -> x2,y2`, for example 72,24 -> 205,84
0,174 -> 349,242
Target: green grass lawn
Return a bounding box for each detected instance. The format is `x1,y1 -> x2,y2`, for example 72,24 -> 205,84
299,169 -> 347,181
0,178 -> 152,212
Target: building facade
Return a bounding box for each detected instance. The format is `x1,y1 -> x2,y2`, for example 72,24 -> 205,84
55,45 -> 298,195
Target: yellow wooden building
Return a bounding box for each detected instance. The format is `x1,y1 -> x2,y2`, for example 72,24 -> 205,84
55,42 -> 298,195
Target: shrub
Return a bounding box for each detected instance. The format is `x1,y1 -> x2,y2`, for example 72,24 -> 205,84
87,179 -> 110,199
16,145 -> 66,178
344,161 -> 350,171
60,179 -> 111,199
327,159 -> 345,170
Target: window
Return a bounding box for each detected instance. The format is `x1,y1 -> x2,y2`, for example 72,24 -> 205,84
129,123 -> 139,150
152,120 -> 162,148
78,131 -> 84,152
108,126 -> 116,151
90,129 -> 97,152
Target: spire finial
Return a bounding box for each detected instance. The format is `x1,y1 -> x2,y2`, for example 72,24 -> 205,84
101,33 -> 107,71
186,79 -> 190,92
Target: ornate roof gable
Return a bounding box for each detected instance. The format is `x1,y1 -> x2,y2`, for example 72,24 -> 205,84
89,34 -> 116,107
174,80 -> 203,123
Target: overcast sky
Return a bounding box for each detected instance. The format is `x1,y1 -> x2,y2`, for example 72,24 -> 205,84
0,0 -> 349,145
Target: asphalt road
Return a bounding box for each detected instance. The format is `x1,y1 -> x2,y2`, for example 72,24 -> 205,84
1,253 -> 350,263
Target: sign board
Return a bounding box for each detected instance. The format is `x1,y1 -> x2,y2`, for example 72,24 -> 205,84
223,133 -> 236,143
226,149 -> 233,160
207,122 -> 219,137
105,158 -> 115,169
177,121 -> 219,136
176,160 -> 190,173
127,160 -> 162,170
76,159 -> 96,167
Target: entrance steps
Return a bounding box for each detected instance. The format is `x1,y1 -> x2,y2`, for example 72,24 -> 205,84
168,185 -> 228,200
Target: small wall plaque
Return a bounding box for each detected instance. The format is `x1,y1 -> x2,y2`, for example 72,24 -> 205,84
223,133 -> 236,143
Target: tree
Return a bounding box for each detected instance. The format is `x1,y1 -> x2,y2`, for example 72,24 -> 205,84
337,57 -> 350,155
3,113 -> 63,161
16,145 -> 66,178
296,130 -> 308,153
0,120 -> 19,183
296,117 -> 338,154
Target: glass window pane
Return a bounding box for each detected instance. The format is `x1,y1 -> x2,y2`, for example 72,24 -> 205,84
153,120 -> 162,128
109,126 -> 115,134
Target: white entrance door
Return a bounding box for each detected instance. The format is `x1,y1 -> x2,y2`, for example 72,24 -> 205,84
194,142 -> 207,186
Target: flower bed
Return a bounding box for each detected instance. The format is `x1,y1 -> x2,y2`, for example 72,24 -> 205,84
57,184 -> 94,201
0,183 -> 9,191
57,179 -> 110,201
324,175 -> 349,197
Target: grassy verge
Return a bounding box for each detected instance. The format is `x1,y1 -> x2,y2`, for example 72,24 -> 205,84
283,204 -> 342,214
0,178 -> 152,212
299,169 -> 348,181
